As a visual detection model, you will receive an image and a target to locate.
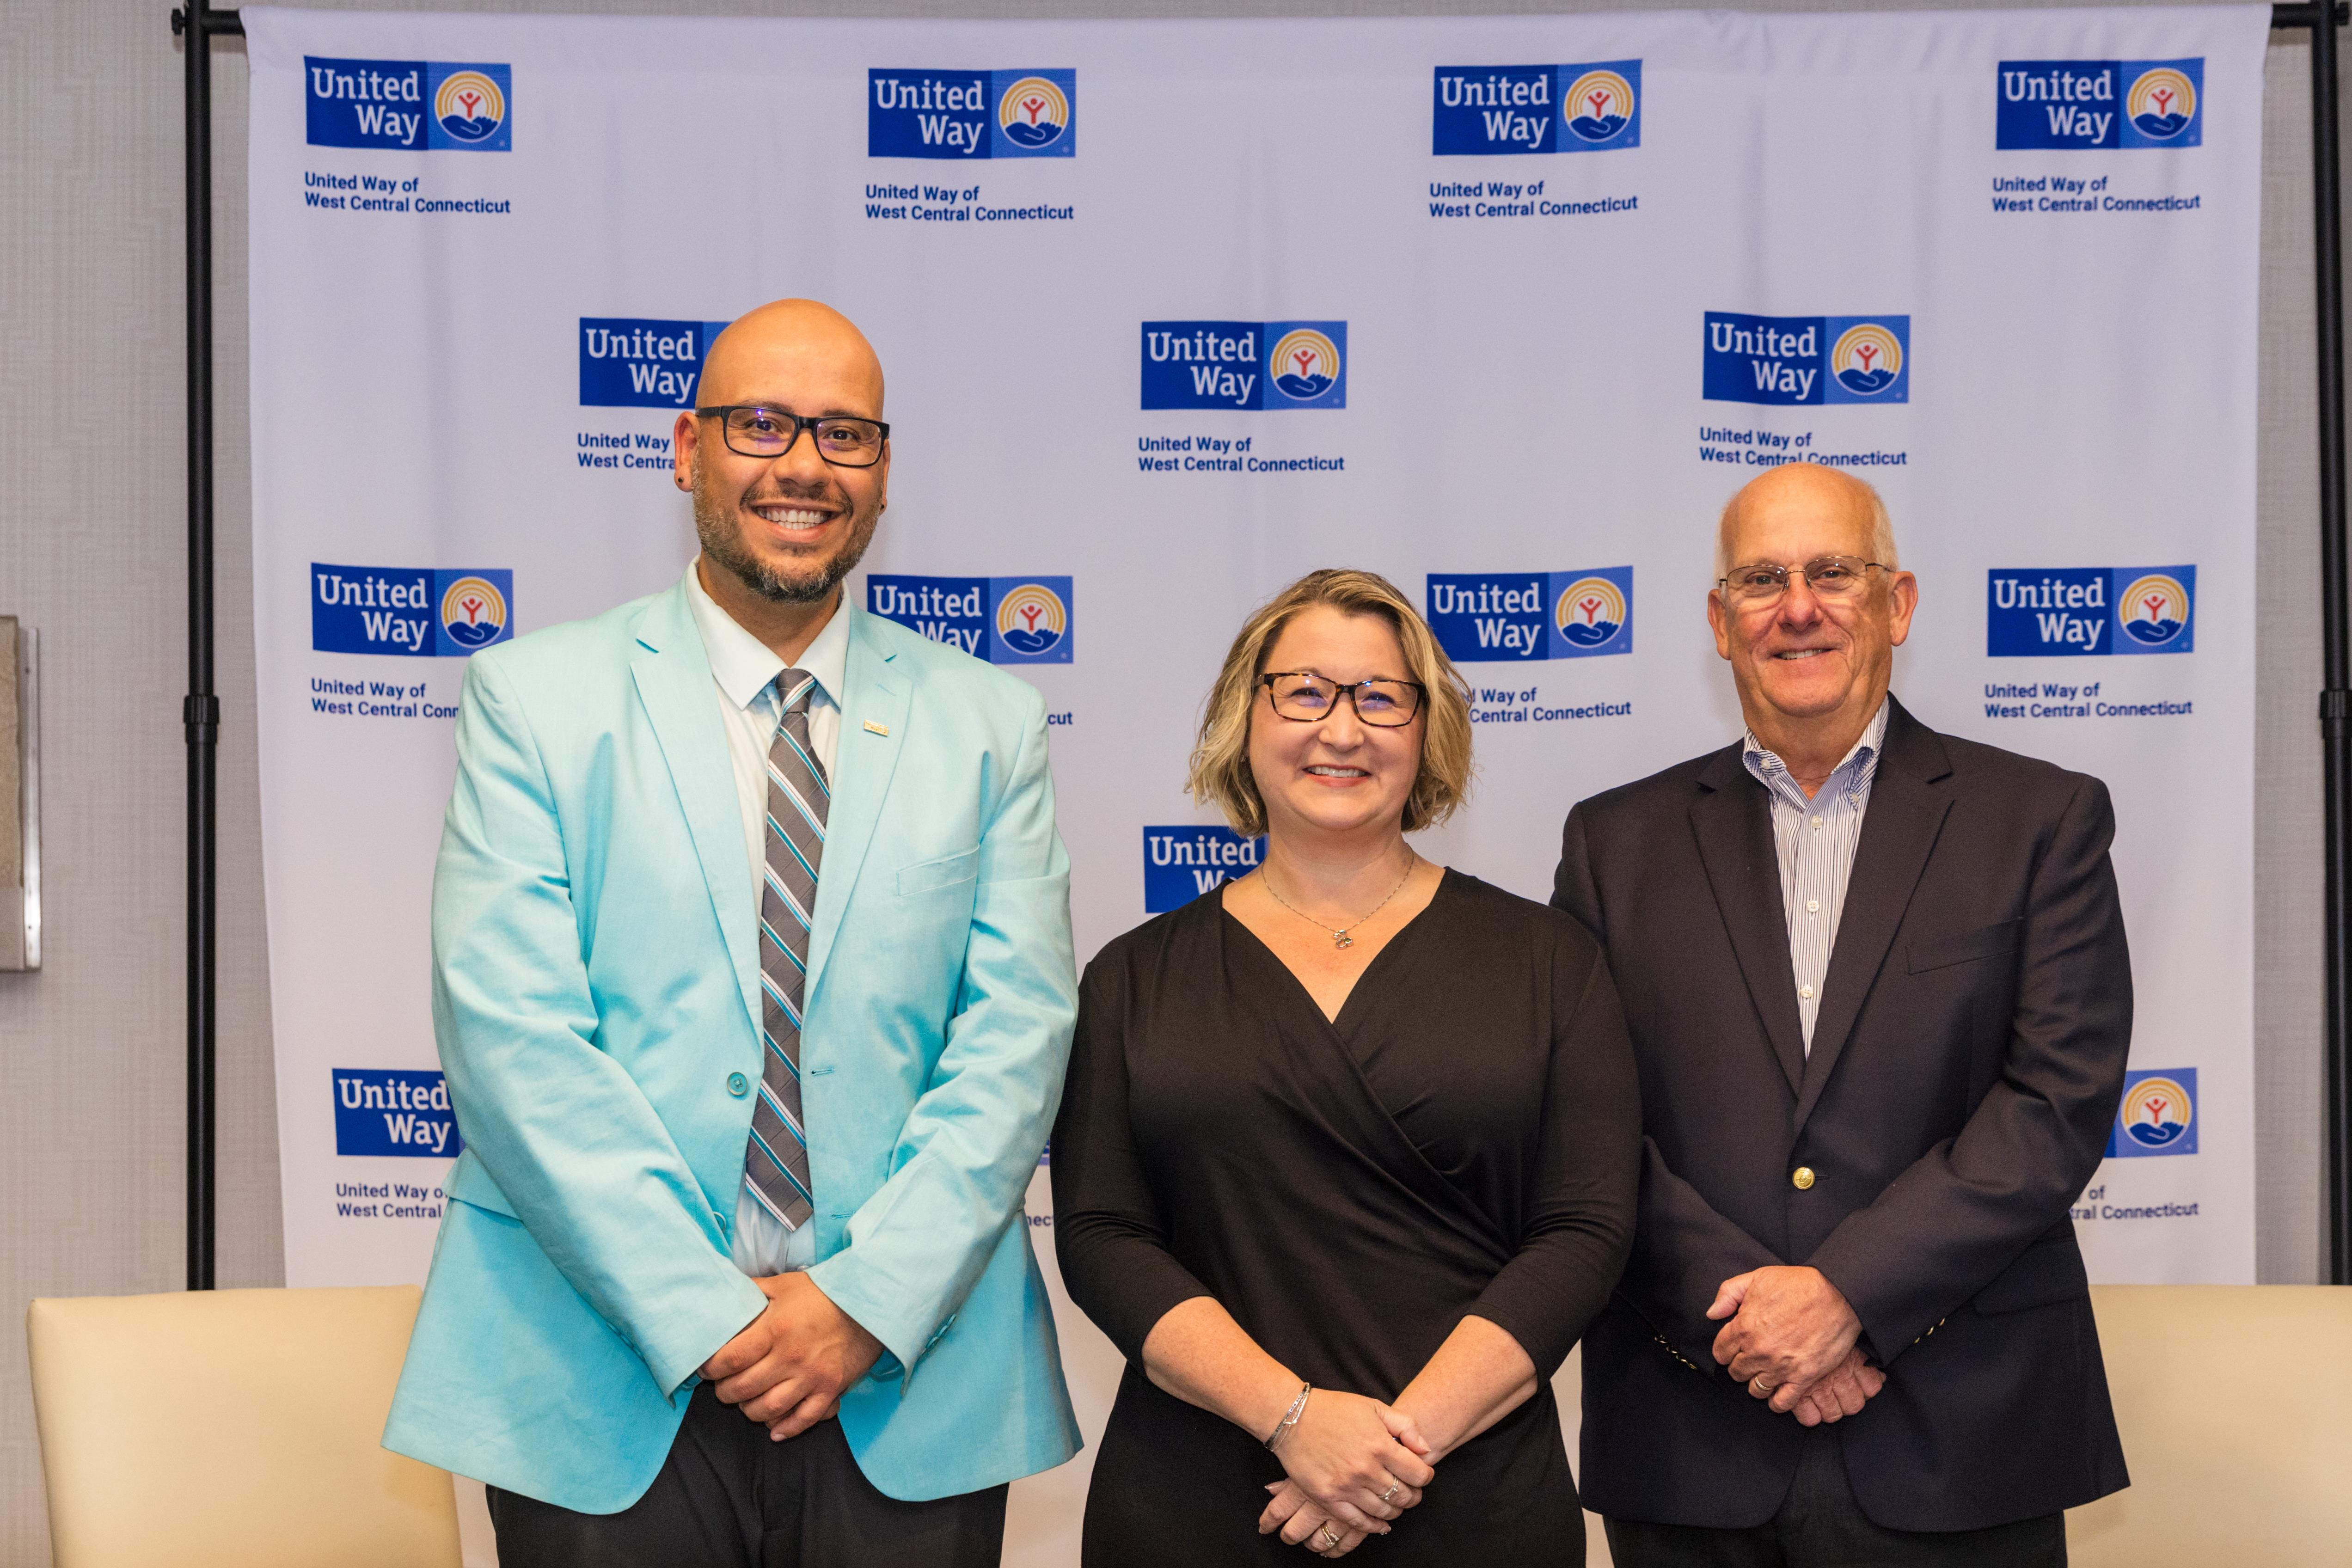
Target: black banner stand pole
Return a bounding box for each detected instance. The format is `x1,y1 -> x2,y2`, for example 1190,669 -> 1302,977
172,6 -> 2349,1286
2277,1 -> 2352,1285
171,0 -> 241,1292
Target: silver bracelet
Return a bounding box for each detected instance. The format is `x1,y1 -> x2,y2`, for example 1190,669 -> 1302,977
1263,1382 -> 1311,1450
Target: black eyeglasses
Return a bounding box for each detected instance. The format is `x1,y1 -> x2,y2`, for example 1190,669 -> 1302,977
1259,672 -> 1426,727
695,406 -> 890,467
1716,555 -> 1889,608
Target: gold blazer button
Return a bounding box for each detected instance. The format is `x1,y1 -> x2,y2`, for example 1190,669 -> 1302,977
1791,1166 -> 1817,1190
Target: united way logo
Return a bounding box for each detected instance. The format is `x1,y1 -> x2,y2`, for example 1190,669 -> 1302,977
1269,328 -> 1342,402
867,575 -> 1074,664
439,576 -> 508,650
998,75 -> 1070,150
1427,568 -> 1633,661
2117,572 -> 2192,649
1703,313 -> 1910,406
869,69 -> 1077,159
313,565 -> 514,657
1144,826 -> 1263,913
580,318 -> 732,408
2106,1069 -> 2196,1158
332,1068 -> 463,1158
1431,60 -> 1640,155
1140,321 -> 1347,410
1986,566 -> 2194,656
305,57 -> 512,151
1996,59 -> 2203,150
1830,323 -> 1903,397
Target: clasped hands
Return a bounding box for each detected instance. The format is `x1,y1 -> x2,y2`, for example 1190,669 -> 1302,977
1255,1390 -> 1435,1559
698,1272 -> 884,1442
1706,1265 -> 1884,1426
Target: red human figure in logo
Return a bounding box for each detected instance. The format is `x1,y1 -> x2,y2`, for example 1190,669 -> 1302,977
1854,343 -> 1879,377
2144,594 -> 2169,623
2150,87 -> 2174,119
1589,89 -> 1612,121
1017,602 -> 1045,634
1577,595 -> 1605,626
2141,1094 -> 2169,1126
458,593 -> 485,626
1020,95 -> 1048,126
1292,347 -> 1320,382
457,89 -> 482,121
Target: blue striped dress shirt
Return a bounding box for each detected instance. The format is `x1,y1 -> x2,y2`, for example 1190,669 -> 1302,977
1740,700 -> 1889,1054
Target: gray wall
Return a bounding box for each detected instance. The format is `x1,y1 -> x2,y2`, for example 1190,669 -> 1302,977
0,0 -> 2336,1561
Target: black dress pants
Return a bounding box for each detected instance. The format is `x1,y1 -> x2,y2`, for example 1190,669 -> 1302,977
1604,1427 -> 2066,1568
489,1384 -> 1008,1568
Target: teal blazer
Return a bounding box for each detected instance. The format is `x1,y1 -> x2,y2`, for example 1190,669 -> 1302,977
383,581 -> 1081,1512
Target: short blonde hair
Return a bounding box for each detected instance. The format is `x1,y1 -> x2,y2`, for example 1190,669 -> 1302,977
1187,569 -> 1473,837
1715,465 -> 1899,579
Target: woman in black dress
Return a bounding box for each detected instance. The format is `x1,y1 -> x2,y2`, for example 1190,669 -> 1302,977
1053,569 -> 1641,1563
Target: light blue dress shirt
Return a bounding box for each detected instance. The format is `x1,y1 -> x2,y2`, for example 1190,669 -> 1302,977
683,559 -> 851,1277
1740,700 -> 1889,1053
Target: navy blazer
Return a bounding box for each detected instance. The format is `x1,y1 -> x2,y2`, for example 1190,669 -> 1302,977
1551,695 -> 2131,1532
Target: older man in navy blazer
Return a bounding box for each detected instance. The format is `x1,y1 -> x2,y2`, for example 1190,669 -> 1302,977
1552,464 -> 2130,1567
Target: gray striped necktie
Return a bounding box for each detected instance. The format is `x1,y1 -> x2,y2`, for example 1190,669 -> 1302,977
743,669 -> 826,1231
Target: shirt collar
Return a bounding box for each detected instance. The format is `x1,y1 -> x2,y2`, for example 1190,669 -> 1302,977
682,557 -> 849,713
1742,698 -> 1889,809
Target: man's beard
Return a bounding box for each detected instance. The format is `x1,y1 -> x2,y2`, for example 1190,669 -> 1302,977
693,476 -> 881,605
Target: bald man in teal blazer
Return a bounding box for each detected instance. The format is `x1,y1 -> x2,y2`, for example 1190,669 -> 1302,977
385,301 -> 1079,1567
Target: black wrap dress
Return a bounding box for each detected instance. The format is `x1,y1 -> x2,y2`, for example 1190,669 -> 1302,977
1051,870 -> 1641,1565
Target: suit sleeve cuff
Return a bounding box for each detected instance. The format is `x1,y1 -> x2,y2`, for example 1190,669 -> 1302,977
649,1268 -> 772,1399
806,1250 -> 931,1378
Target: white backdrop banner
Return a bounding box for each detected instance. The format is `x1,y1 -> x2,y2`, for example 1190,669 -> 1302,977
246,3 -> 2267,1551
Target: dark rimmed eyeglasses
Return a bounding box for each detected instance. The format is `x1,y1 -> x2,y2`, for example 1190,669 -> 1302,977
694,405 -> 890,468
1259,672 -> 1426,727
1715,555 -> 1889,608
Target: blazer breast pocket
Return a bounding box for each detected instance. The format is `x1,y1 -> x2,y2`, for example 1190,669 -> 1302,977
1907,916 -> 2023,974
895,845 -> 980,898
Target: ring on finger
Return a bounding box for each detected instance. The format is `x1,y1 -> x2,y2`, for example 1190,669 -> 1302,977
1381,1482 -> 1400,1504
1316,1524 -> 1342,1550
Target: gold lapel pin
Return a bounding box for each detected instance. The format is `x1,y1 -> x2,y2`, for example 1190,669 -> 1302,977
864,719 -> 890,737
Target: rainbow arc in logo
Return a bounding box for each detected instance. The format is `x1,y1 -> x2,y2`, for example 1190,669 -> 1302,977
1563,70 -> 1635,142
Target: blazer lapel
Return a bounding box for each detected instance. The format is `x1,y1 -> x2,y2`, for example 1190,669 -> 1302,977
628,583 -> 763,1034
804,605 -> 912,1003
1689,745 -> 1807,1094
1793,700 -> 1954,1131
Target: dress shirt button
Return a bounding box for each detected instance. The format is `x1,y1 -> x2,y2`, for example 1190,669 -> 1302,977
726,1072 -> 748,1097
1799,984 -> 1815,1000
1811,815 -> 1824,829
1807,899 -> 1820,914
1792,1166 -> 1817,1190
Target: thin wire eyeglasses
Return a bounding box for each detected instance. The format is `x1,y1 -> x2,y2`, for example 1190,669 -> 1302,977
1716,556 -> 1889,609
1259,672 -> 1426,727
694,406 -> 891,468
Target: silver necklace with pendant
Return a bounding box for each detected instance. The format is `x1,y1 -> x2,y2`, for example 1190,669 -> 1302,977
1260,856 -> 1419,949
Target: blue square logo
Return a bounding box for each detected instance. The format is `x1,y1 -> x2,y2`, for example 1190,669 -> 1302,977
312,565 -> 512,657
1430,60 -> 1637,155
867,576 -> 1073,664
332,1068 -> 463,1158
1997,59 -> 2200,151
2106,1068 -> 2196,1158
1143,826 -> 1262,913
1703,313 -> 1907,406
1141,321 -> 1345,411
304,57 -> 509,151
869,68 -> 1074,159
1986,566 -> 2193,657
1427,569 -> 1631,662
579,318 -> 731,409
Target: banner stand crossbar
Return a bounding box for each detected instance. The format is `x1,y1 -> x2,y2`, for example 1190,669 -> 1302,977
170,1 -> 2352,1289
